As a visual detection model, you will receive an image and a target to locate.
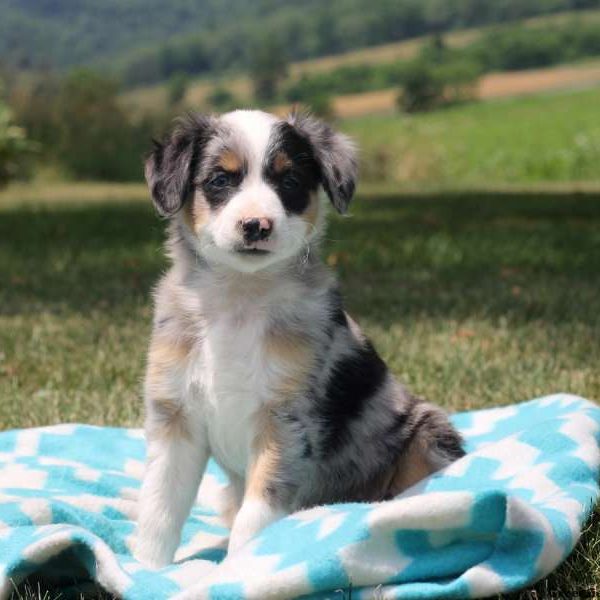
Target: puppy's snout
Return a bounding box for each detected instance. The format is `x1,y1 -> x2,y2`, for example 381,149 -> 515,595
240,217 -> 273,243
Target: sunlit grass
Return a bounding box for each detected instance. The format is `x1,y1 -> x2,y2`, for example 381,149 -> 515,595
343,86 -> 600,185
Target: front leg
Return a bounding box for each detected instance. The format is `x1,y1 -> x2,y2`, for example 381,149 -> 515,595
134,330 -> 208,568
228,419 -> 287,553
135,415 -> 208,568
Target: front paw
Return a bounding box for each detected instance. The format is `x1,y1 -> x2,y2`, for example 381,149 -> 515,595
228,499 -> 285,554
227,525 -> 253,554
133,531 -> 177,568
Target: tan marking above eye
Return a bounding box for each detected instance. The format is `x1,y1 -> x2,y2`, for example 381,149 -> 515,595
273,151 -> 293,173
218,150 -> 243,173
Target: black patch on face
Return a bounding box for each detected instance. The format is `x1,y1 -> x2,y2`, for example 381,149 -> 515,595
200,162 -> 244,209
264,122 -> 321,215
314,341 -> 388,456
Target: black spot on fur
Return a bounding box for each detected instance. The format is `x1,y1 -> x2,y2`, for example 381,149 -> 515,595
264,122 -> 321,215
315,341 -> 388,456
301,433 -> 313,459
328,288 -> 347,328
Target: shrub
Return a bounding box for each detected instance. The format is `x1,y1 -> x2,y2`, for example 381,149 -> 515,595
397,56 -> 481,113
167,72 -> 189,107
249,37 -> 288,103
397,60 -> 445,113
53,70 -> 144,181
206,86 -> 238,112
0,100 -> 36,186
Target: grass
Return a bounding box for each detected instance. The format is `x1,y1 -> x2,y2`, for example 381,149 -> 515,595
1,184 -> 599,597
342,86 -> 600,186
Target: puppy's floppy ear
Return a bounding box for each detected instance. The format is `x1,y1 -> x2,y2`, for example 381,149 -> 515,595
287,111 -> 358,214
145,113 -> 214,217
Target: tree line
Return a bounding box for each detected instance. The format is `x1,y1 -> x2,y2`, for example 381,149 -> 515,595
0,0 -> 596,88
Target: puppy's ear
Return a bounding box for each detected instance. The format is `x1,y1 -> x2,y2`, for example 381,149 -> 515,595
287,111 -> 358,214
145,114 -> 214,217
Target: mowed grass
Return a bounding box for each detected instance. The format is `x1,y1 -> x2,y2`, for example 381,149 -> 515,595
343,86 -> 600,185
1,185 -> 600,597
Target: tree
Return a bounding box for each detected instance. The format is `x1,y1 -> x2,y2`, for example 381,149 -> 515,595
249,37 -> 288,104
397,60 -> 444,113
167,72 -> 189,107
397,57 -> 481,113
54,69 -> 142,180
206,86 -> 238,112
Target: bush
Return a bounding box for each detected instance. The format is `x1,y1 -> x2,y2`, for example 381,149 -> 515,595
304,93 -> 334,119
474,26 -> 565,71
397,60 -> 445,113
206,86 -> 238,112
397,56 -> 481,113
0,101 -> 36,186
249,37 -> 288,103
9,69 -> 165,182
167,72 -> 189,107
52,70 -> 145,181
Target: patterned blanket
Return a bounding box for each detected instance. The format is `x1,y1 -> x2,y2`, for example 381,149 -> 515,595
1,393 -> 599,599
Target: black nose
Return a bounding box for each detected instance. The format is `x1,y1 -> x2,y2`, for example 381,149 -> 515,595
240,218 -> 273,243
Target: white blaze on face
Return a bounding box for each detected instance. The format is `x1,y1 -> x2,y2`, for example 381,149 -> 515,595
220,110 -> 277,178
200,110 -> 316,273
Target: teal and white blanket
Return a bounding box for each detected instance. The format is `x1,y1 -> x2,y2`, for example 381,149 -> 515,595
1,393 -> 599,599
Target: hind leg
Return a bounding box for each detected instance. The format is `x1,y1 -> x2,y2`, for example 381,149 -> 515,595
387,404 -> 465,497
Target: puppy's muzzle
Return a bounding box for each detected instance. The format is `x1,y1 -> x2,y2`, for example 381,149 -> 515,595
240,217 -> 273,244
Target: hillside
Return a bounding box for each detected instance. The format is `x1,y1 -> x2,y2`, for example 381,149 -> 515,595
121,9 -> 600,114
342,85 -> 600,186
0,0 -> 596,87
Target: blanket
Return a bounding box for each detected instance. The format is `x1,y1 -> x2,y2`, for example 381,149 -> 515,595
1,393 -> 599,599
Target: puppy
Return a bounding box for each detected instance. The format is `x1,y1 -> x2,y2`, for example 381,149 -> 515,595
134,110 -> 464,568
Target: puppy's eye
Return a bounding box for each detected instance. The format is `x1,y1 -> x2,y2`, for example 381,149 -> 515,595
281,173 -> 300,191
208,172 -> 230,188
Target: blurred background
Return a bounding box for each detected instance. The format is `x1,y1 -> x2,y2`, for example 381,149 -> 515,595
1,2 -> 600,596
2,0 -> 600,186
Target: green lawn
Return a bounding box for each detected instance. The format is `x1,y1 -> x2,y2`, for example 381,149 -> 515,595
1,185 -> 599,598
343,86 -> 600,186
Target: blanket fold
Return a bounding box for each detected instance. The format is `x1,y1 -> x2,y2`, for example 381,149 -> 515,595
1,393 -> 599,599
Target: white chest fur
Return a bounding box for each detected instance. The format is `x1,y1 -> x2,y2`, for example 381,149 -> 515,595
193,307 -> 272,477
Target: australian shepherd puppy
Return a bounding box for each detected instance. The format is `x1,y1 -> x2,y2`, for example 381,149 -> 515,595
134,109 -> 464,568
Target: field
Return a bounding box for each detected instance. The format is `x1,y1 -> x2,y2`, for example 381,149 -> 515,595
1,181 -> 599,597
342,85 -> 600,185
120,8 -> 600,115
329,59 -> 600,118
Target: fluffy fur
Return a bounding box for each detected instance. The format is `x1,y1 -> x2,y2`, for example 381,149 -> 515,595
135,109 -> 465,567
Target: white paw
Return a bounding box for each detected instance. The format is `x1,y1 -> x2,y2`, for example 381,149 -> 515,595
227,525 -> 254,554
133,533 -> 177,569
228,499 -> 284,554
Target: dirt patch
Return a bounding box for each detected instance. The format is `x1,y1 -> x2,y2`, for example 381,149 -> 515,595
479,63 -> 600,98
